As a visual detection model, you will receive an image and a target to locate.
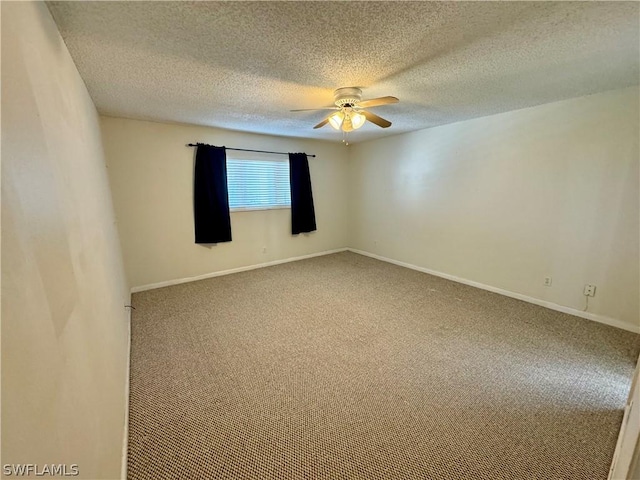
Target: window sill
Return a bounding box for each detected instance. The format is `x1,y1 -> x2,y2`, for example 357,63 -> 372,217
230,206 -> 291,212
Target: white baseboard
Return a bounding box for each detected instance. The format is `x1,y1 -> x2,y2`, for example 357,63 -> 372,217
131,248 -> 349,293
348,248 -> 639,334
121,302 -> 132,479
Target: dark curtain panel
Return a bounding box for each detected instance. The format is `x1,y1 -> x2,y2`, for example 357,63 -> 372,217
193,145 -> 232,243
289,152 -> 317,235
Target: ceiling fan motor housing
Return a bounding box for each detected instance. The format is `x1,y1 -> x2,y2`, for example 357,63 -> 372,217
334,87 -> 362,108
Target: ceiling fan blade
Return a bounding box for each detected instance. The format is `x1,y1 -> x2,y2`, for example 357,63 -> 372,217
362,110 -> 392,128
357,96 -> 399,108
290,107 -> 337,112
313,113 -> 334,129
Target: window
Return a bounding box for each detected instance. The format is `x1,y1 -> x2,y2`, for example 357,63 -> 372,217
226,159 -> 291,211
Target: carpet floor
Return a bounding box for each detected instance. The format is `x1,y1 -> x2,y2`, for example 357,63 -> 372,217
127,252 -> 639,480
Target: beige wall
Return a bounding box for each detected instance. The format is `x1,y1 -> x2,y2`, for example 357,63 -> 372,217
1,3 -> 130,478
100,117 -> 349,289
348,87 -> 639,331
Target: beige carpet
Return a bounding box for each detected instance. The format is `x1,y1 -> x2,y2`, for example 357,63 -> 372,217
127,252 -> 639,480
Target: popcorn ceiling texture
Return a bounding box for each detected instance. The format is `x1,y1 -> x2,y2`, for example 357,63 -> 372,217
47,1 -> 639,142
127,252 -> 640,480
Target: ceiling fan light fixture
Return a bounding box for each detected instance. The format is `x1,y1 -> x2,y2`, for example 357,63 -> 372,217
330,108 -> 365,132
302,87 -> 397,133
342,116 -> 354,132
328,111 -> 344,130
350,111 -> 366,130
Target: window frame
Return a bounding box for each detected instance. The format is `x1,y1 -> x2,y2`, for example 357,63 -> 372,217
225,154 -> 292,213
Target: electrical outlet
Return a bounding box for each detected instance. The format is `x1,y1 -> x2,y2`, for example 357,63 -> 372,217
583,284 -> 596,297
544,277 -> 552,287
262,246 -> 267,254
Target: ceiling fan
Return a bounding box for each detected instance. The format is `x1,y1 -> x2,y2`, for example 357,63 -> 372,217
291,87 -> 399,132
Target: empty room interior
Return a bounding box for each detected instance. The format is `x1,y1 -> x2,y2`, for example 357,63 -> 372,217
3,1 -> 640,479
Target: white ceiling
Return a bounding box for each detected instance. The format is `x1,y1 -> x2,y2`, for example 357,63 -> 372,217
47,1 -> 639,143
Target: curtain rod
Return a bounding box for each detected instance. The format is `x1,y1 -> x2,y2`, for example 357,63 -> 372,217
187,143 -> 316,158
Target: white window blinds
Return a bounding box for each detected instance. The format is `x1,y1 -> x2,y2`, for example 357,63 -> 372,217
226,159 -> 291,211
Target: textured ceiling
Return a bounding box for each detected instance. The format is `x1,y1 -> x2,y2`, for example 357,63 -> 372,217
47,1 -> 639,143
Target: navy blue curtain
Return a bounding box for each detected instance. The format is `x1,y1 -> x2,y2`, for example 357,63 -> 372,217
289,153 -> 316,235
193,145 -> 232,243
